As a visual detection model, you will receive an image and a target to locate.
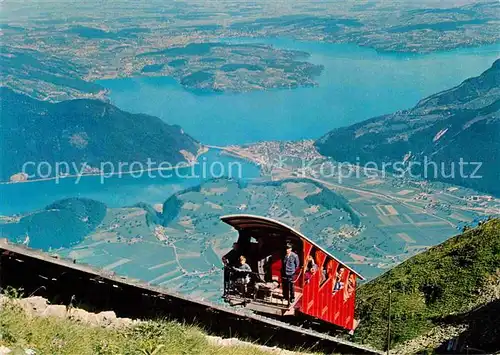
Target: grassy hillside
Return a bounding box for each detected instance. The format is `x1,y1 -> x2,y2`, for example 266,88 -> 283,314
0,299 -> 302,355
353,218 -> 500,351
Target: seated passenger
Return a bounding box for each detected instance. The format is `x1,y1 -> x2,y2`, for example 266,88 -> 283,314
304,255 -> 317,283
232,255 -> 252,285
333,267 -> 345,293
321,267 -> 327,284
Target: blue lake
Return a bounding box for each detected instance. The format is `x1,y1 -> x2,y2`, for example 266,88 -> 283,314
1,39 -> 498,215
0,150 -> 260,215
99,38 -> 500,145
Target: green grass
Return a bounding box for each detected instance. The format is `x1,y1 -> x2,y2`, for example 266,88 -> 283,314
0,301 -> 293,355
353,218 -> 500,350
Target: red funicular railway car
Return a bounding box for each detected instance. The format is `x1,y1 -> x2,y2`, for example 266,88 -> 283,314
221,214 -> 364,331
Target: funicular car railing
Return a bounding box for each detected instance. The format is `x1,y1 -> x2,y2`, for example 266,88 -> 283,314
223,266 -> 303,307
223,266 -> 255,304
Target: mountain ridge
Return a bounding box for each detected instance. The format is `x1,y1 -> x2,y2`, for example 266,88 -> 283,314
0,87 -> 200,181
316,59 -> 500,196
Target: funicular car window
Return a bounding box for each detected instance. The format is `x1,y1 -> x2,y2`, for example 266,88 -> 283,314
320,257 -> 331,287
333,264 -> 347,294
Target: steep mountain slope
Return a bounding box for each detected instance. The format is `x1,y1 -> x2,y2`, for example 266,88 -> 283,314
316,59 -> 500,196
0,87 -> 199,181
353,219 -> 500,353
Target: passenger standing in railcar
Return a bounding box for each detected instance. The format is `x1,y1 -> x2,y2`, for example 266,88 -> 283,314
282,243 -> 300,305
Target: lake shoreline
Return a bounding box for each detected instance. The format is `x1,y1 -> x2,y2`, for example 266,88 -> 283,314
0,146 -> 211,186
98,39 -> 499,145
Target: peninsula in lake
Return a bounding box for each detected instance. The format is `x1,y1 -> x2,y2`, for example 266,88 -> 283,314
137,42 -> 324,93
2,0 -> 498,101
0,42 -> 323,101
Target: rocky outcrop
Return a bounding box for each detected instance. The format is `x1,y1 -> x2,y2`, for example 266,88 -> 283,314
392,325 -> 467,355
0,295 -> 136,329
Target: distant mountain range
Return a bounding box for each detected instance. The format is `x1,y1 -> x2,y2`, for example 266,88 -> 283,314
316,59 -> 500,196
354,218 -> 500,353
0,88 -> 199,181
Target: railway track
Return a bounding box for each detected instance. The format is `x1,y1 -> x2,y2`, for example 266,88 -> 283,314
0,239 -> 381,354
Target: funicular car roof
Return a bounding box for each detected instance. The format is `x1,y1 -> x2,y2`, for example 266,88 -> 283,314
221,214 -> 365,280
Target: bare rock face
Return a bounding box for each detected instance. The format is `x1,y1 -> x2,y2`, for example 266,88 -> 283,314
93,311 -> 117,327
19,296 -> 49,316
68,307 -> 91,323
0,345 -> 12,355
206,336 -> 309,355
0,346 -> 36,355
1,295 -> 137,330
393,325 -> 467,355
42,305 -> 67,319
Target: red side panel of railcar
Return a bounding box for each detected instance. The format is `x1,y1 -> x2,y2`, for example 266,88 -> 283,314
297,240 -> 356,330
